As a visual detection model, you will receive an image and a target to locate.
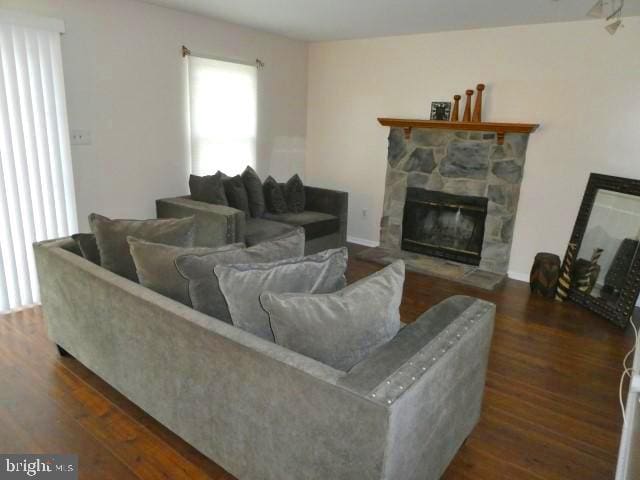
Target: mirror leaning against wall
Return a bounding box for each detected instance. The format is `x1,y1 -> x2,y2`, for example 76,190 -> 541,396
563,173 -> 640,328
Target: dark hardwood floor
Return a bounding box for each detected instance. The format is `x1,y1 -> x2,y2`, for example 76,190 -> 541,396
0,243 -> 634,479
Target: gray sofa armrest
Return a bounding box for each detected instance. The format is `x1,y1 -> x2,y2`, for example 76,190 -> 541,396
156,196 -> 245,247
339,296 -> 496,480
304,186 -> 348,244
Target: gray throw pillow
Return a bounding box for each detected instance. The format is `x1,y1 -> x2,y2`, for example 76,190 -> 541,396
261,260 -> 405,371
71,233 -> 101,265
263,176 -> 287,214
241,166 -> 265,218
89,213 -> 195,282
189,172 -> 228,205
215,247 -> 348,341
284,174 -> 305,213
128,237 -> 244,306
223,175 -> 251,217
175,228 -> 305,323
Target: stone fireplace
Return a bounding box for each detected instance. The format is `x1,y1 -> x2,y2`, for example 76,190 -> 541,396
358,121 -> 536,290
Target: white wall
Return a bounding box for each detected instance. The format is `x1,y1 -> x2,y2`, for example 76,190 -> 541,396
6,0 -> 308,230
306,18 -> 640,278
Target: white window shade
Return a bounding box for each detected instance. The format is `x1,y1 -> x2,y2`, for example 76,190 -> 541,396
0,14 -> 77,311
188,56 -> 257,176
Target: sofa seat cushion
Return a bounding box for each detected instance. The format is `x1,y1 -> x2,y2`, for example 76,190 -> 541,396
263,211 -> 339,241
244,218 -> 297,246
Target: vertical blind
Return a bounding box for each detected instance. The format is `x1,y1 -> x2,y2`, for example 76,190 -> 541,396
187,55 -> 257,176
0,13 -> 77,311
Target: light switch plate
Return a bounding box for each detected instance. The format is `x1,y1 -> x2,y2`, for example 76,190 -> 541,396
70,129 -> 92,145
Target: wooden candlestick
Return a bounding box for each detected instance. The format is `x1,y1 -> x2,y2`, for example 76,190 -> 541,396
451,95 -> 461,122
463,89 -> 473,122
472,83 -> 485,122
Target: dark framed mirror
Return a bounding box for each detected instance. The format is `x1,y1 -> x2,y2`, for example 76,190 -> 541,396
562,173 -> 640,328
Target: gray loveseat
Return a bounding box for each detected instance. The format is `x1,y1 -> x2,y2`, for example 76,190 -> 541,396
35,238 -> 495,480
156,186 -> 348,254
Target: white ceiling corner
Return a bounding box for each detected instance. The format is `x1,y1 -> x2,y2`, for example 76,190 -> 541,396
141,0 -> 640,41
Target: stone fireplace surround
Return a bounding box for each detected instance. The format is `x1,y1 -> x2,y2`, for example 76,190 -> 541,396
358,126 -> 532,290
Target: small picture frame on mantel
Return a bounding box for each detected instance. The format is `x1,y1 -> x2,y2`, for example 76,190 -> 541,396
430,102 -> 451,121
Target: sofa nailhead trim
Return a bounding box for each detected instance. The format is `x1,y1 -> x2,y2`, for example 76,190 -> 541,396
369,303 -> 492,406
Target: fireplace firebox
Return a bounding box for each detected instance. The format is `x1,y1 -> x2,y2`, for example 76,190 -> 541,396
401,188 -> 488,266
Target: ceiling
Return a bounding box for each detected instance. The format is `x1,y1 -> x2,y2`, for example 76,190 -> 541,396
142,0 -> 640,41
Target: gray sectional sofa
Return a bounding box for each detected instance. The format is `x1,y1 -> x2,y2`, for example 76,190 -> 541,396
35,237 -> 495,480
156,185 -> 348,254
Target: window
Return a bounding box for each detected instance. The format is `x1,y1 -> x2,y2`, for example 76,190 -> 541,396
187,55 -> 257,176
0,11 -> 77,311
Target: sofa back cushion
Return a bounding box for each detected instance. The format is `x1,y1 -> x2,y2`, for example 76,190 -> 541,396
223,175 -> 251,217
284,174 -> 305,213
214,247 -> 348,341
71,233 -> 101,265
260,260 -> 404,371
89,213 -> 195,282
189,172 -> 228,206
263,176 -> 288,214
241,166 -> 265,218
128,237 -> 244,306
175,228 -> 305,323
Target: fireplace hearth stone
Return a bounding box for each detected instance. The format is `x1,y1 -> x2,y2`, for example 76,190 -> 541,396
356,246 -> 505,291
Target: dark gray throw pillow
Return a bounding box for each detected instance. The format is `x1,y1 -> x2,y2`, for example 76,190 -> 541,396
175,228 -> 305,323
241,166 -> 265,218
223,175 -> 251,217
89,213 -> 195,282
263,176 -> 288,214
189,172 -> 228,205
128,237 -> 244,306
285,174 -> 305,213
261,260 -> 405,371
71,233 -> 101,265
214,247 -> 348,341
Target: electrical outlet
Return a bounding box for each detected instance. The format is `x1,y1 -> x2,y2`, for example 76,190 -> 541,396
362,208 -> 368,218
70,129 -> 92,146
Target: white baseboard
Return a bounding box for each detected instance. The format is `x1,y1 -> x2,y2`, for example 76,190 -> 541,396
347,236 -> 379,248
508,271 -> 529,283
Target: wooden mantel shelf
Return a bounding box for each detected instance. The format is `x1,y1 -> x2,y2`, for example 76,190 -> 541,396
377,118 -> 539,145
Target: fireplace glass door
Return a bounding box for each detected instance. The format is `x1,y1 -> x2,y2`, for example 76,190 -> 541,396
401,188 -> 488,265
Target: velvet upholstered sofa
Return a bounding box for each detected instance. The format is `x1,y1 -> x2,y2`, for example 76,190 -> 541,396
34,236 -> 495,480
156,185 -> 348,255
